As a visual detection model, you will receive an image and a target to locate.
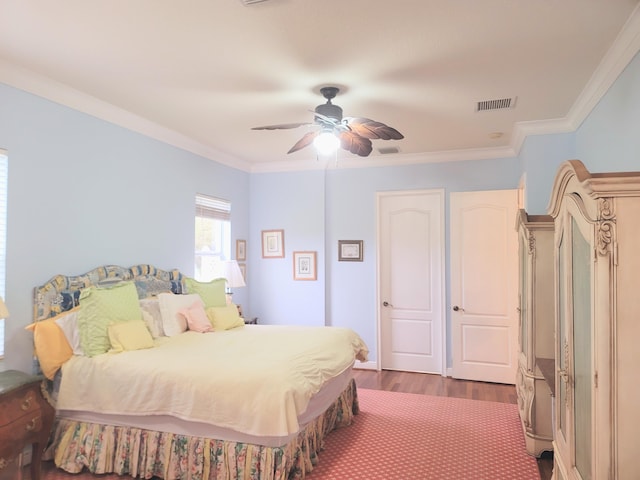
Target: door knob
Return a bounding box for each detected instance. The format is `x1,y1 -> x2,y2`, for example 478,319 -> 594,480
452,305 -> 464,312
383,301 -> 393,307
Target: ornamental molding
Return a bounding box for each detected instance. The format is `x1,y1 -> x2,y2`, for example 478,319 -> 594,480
597,198 -> 616,256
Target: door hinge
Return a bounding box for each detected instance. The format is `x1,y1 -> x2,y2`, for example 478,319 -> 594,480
594,371 -> 598,388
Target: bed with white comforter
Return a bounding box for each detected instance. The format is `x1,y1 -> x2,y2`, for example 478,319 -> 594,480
29,264 -> 368,480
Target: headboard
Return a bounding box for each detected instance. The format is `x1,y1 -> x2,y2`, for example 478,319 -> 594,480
33,264 -> 184,322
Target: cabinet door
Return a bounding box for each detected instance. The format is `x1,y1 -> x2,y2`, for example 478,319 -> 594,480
556,205 -> 594,480
518,232 -> 529,361
570,216 -> 592,480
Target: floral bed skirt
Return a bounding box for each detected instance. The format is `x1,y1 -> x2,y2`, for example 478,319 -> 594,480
46,379 -> 359,480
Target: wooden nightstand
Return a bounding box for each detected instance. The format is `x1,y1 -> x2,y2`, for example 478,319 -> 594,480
0,370 -> 55,480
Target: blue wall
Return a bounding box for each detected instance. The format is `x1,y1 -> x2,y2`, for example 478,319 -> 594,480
2,49 -> 640,373
0,83 -> 250,372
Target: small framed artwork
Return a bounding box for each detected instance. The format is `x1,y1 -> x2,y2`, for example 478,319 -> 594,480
338,240 -> 364,262
236,239 -> 246,261
293,251 -> 317,281
238,263 -> 246,282
262,229 -> 285,258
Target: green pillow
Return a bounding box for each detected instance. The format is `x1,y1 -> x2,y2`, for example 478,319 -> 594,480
184,277 -> 227,308
77,281 -> 143,357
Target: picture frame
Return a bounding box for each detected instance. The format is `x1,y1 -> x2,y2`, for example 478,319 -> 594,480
238,263 -> 246,282
293,251 -> 317,281
261,229 -> 285,258
236,239 -> 246,261
338,240 -> 363,262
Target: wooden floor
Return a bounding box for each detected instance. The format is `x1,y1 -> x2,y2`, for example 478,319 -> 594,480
353,369 -> 553,480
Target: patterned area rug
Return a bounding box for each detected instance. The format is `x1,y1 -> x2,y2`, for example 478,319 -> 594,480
38,388 -> 540,479
307,388 -> 540,480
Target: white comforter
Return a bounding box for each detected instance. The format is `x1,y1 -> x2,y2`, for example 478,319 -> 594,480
57,325 -> 368,438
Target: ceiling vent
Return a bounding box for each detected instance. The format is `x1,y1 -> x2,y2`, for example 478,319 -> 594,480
239,0 -> 270,5
378,146 -> 400,155
476,97 -> 517,112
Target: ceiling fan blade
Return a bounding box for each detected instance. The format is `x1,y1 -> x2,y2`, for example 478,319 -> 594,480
252,122 -> 313,130
313,111 -> 341,127
338,131 -> 373,157
287,131 -> 319,154
344,117 -> 404,140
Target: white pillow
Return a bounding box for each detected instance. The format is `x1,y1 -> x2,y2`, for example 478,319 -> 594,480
157,293 -> 203,336
54,309 -> 84,355
139,298 -> 164,338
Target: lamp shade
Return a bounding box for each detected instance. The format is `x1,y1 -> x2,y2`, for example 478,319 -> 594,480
0,297 -> 9,318
221,260 -> 246,288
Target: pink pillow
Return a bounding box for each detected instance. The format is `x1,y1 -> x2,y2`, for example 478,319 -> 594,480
179,302 -> 213,333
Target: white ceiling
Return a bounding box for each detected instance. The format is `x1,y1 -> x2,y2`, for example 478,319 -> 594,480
1,1 -> 639,172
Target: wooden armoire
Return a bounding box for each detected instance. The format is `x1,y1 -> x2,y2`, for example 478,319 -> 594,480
515,209 -> 555,457
547,160 -> 640,480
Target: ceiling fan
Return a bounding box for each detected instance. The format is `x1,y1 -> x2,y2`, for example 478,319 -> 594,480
251,86 -> 404,157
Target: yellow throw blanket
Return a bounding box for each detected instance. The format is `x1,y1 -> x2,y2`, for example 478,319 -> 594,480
57,325 -> 368,437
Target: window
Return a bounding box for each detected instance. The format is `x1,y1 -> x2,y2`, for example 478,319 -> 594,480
0,152 -> 7,358
194,193 -> 231,281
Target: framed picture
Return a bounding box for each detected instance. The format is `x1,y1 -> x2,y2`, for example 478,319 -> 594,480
238,263 -> 246,282
236,239 -> 246,261
338,240 -> 363,261
261,229 -> 285,258
293,251 -> 317,281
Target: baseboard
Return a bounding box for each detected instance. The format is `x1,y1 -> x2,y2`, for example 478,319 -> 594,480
353,361 -> 377,371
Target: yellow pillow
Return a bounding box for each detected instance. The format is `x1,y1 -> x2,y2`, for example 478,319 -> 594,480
206,304 -> 245,331
25,318 -> 73,380
107,320 -> 154,353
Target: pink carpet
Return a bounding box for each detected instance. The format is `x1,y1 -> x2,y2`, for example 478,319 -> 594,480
307,388 -> 540,479
39,388 -> 540,479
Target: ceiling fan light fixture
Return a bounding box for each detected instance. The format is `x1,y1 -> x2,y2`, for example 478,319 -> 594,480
313,130 -> 340,155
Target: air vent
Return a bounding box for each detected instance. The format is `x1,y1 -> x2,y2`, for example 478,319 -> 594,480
476,97 -> 517,112
378,147 -> 400,155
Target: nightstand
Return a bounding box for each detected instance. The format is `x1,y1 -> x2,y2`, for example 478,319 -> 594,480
0,370 -> 55,480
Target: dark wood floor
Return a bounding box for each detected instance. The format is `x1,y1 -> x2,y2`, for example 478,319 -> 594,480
352,369 -> 553,480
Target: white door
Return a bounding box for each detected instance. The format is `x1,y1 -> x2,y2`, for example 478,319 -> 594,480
378,190 -> 444,374
450,190 -> 518,384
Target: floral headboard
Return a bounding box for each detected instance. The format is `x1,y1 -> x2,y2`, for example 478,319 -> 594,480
33,264 -> 184,322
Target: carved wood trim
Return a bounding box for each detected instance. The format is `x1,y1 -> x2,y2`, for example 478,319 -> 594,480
597,198 -> 616,256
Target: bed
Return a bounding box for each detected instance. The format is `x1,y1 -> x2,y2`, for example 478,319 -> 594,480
29,264 -> 369,480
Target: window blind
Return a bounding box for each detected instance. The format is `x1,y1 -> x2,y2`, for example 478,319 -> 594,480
0,152 -> 8,358
195,193 -> 231,220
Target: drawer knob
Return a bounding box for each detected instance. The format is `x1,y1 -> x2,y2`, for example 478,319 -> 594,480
25,418 -> 37,431
21,396 -> 32,411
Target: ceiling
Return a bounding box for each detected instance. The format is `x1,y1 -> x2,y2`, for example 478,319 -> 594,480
1,1 -> 639,172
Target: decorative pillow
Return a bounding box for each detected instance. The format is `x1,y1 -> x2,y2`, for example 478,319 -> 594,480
184,277 -> 227,308
135,275 -> 173,299
206,304 -> 245,331
157,293 -> 204,336
179,301 -> 213,333
52,307 -> 84,355
77,281 -> 143,357
139,298 -> 164,337
25,318 -> 73,380
108,320 -> 154,353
